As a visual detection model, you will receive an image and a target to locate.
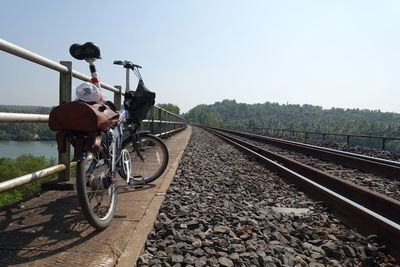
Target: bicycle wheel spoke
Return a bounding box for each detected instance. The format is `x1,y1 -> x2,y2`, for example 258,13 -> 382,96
122,134 -> 168,184
76,139 -> 117,230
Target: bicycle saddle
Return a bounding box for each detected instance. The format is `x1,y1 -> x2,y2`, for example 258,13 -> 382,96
69,42 -> 101,60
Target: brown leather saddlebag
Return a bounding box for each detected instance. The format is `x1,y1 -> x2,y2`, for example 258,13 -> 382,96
49,100 -> 120,157
49,100 -> 119,132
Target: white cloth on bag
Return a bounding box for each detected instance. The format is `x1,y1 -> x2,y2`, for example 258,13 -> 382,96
75,82 -> 103,103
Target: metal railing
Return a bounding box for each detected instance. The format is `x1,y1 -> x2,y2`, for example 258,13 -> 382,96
0,38 -> 186,194
227,126 -> 400,151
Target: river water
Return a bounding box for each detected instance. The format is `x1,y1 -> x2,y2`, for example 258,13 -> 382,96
0,140 -> 57,159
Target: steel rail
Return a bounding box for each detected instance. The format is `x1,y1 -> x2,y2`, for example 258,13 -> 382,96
206,127 -> 400,223
204,127 -> 400,259
212,127 -> 400,180
249,126 -> 400,142
223,127 -> 400,167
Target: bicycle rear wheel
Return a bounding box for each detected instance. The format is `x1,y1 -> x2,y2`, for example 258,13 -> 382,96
122,133 -> 169,184
76,142 -> 117,230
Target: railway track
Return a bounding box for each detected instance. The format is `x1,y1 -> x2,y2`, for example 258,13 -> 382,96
211,128 -> 400,202
211,127 -> 400,179
202,126 -> 400,259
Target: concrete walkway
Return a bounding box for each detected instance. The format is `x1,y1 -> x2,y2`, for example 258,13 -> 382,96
0,126 -> 192,267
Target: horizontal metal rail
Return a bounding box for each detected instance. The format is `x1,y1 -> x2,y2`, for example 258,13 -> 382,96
152,127 -> 186,138
0,39 -> 68,73
0,111 -> 186,124
0,38 -> 121,94
0,159 -> 80,194
71,70 -> 121,94
0,165 -> 66,193
0,112 -> 49,123
143,119 -> 186,124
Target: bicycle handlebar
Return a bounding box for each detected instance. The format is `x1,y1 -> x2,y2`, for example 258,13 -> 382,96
113,60 -> 142,70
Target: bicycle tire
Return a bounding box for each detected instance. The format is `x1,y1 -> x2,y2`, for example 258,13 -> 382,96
121,133 -> 169,184
76,141 -> 117,230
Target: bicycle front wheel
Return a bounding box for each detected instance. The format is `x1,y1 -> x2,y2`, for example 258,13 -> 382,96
122,133 -> 169,184
76,144 -> 117,230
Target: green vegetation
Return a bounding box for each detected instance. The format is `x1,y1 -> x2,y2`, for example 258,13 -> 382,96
0,123 -> 55,141
184,99 -> 400,152
0,104 -> 55,141
157,103 -> 180,115
0,155 -> 56,207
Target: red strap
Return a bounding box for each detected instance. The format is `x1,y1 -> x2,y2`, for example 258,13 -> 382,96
91,77 -> 99,84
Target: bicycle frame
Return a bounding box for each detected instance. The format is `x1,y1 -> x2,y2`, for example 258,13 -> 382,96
80,56 -> 131,182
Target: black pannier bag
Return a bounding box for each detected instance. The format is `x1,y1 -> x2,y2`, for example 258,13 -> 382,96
124,79 -> 155,125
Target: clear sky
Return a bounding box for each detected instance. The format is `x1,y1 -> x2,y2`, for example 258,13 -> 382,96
1,1 -> 400,114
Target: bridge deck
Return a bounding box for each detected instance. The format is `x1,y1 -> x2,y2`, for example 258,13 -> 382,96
0,126 -> 192,267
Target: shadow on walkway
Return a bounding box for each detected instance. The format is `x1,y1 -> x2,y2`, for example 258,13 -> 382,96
0,191 -> 99,266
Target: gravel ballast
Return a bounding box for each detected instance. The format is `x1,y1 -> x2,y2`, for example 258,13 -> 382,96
137,127 -> 398,266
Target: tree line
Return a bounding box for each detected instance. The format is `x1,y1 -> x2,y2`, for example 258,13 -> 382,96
184,99 -> 400,152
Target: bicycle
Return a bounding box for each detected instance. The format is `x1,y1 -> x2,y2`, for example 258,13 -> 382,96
113,59 -> 169,186
49,42 -> 132,230
50,42 -> 169,230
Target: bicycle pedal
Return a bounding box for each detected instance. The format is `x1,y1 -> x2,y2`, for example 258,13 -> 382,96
128,176 -> 145,186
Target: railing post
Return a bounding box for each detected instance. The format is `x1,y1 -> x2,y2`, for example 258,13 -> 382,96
347,135 -> 350,145
58,61 -> 72,182
382,138 -> 386,150
163,111 -> 167,136
150,106 -> 154,134
322,133 -> 326,140
173,115 -> 177,132
166,113 -> 170,135
158,108 -> 162,136
113,85 -> 122,109
168,113 -> 173,136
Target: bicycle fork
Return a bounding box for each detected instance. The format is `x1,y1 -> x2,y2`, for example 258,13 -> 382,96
110,125 -> 132,184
